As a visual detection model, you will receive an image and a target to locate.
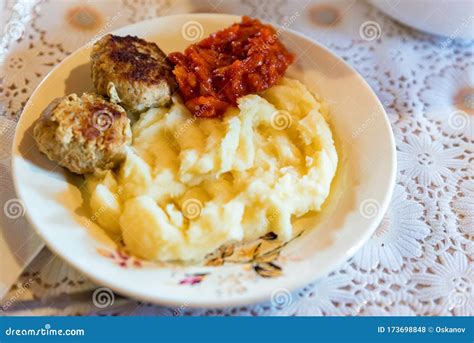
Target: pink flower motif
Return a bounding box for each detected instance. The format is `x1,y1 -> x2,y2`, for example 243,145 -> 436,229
179,273 -> 209,286
97,248 -> 142,268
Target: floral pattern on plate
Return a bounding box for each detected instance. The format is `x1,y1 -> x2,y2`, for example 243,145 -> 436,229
96,230 -> 304,284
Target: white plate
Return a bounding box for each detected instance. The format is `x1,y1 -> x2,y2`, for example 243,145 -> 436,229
12,14 -> 396,308
370,0 -> 474,39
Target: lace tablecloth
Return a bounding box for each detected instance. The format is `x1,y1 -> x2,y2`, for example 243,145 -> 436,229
1,0 -> 472,316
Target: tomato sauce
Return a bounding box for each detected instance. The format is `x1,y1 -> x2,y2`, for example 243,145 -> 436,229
168,16 -> 294,117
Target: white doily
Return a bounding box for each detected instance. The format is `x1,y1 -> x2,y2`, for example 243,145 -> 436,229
1,0 -> 472,316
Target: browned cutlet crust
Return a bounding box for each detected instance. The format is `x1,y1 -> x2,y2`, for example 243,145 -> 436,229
33,93 -> 132,174
104,35 -> 176,86
91,34 -> 177,112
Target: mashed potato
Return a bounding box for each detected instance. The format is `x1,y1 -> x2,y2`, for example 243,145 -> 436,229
86,78 -> 338,261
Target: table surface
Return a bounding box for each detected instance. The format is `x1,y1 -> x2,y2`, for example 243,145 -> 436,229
0,0 -> 472,316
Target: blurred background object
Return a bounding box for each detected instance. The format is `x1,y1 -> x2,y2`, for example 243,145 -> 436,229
369,0 -> 474,39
